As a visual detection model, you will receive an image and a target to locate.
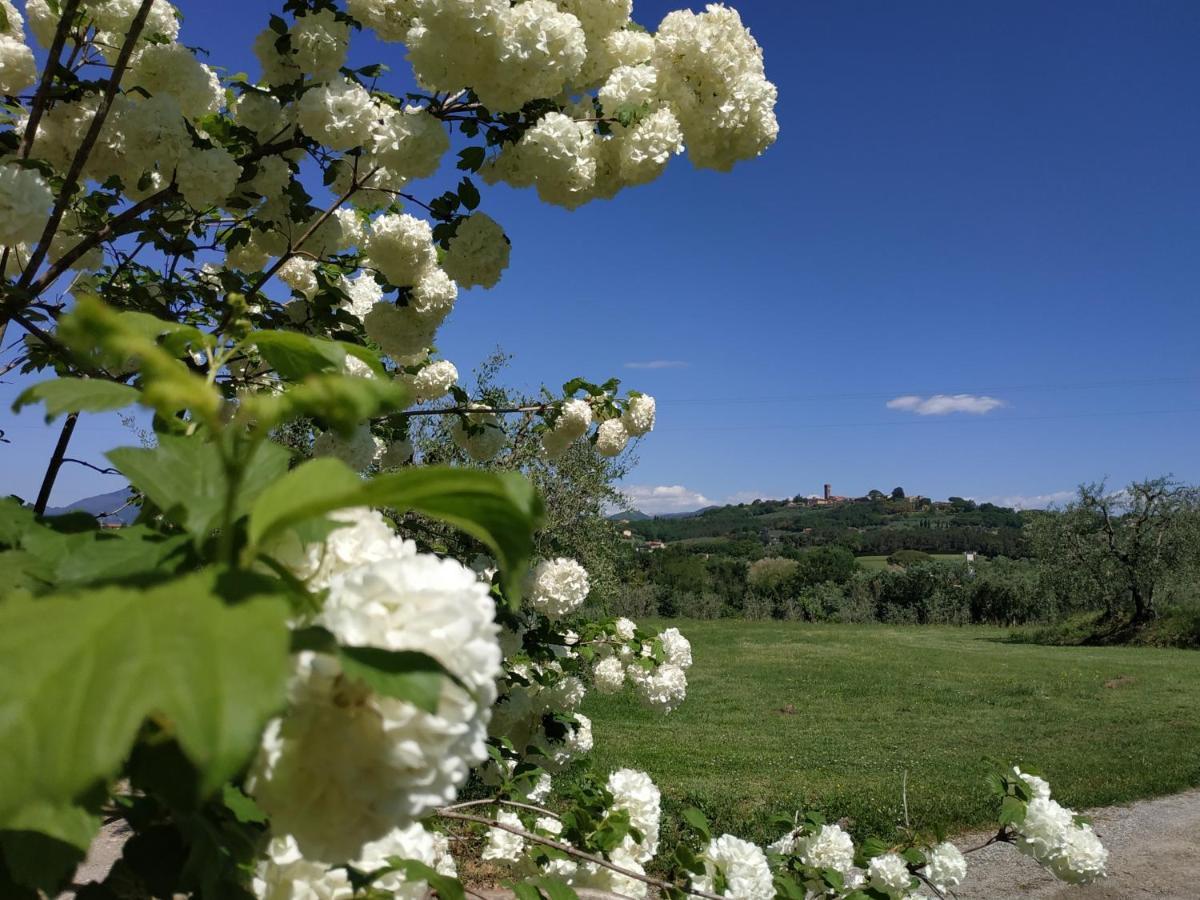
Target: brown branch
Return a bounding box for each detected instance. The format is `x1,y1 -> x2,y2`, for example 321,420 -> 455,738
437,809 -> 726,900
17,0 -> 84,160
18,0 -> 157,291
34,412 -> 79,515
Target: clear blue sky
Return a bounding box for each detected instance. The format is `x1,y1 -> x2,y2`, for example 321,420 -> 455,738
3,0 -> 1198,513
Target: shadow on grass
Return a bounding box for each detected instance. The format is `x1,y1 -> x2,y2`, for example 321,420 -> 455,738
998,608 -> 1200,649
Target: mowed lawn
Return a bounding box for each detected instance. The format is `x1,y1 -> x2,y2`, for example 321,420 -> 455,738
580,621 -> 1200,845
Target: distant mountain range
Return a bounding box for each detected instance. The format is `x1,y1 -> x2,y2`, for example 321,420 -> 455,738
609,507 -> 717,521
45,488 -> 139,525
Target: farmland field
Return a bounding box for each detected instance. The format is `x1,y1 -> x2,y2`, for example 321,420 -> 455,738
854,553 -> 965,571
580,621 -> 1200,847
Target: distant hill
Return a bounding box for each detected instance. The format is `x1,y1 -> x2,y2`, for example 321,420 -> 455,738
623,495 -> 1030,558
608,507 -> 717,522
45,488 -> 139,526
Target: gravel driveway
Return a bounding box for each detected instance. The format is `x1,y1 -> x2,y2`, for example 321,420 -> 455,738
952,788 -> 1200,899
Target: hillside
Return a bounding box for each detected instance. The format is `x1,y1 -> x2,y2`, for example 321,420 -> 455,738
617,494 -> 1030,558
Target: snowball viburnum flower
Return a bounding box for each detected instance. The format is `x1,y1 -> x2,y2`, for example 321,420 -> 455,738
925,842 -> 967,892
0,163 -> 53,246
692,834 -> 774,900
621,393 -> 656,436
606,768 -> 661,862
867,852 -> 913,897
313,424 -> 384,472
266,507 -> 414,591
527,558 -> 590,619
593,656 -> 625,693
482,809 -> 525,863
595,418 -> 630,456
441,212 -> 510,289
247,552 -> 502,862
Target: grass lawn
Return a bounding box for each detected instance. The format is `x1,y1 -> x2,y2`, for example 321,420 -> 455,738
855,553 -> 964,571
579,621 -> 1200,847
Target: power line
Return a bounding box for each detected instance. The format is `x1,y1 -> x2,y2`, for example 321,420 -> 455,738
660,375 -> 1200,406
672,407 -> 1200,432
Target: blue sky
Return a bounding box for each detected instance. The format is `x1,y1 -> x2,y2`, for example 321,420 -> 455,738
3,0 -> 1198,513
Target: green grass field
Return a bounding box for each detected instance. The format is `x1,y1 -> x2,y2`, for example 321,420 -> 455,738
854,553 -> 964,571
580,621 -> 1200,847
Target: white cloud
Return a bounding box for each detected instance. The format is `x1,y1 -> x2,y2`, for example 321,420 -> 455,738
971,490 -> 1074,510
886,393 -> 1005,415
624,360 -> 689,370
620,484 -> 712,514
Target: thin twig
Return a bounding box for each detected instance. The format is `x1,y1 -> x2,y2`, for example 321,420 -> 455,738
437,809 -> 727,900
17,0 -> 84,159
18,0 -> 157,291
61,458 -> 122,476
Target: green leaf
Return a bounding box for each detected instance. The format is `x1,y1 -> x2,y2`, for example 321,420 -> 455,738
249,461 -> 543,605
248,331 -> 347,380
108,437 -> 289,540
457,146 -> 486,172
999,795 -> 1027,827
20,524 -> 190,590
220,785 -> 268,825
245,373 -> 408,434
511,883 -> 543,900
387,859 -> 465,900
528,877 -> 579,900
0,801 -> 100,893
338,647 -> 451,714
248,457 -> 365,549
13,378 -> 141,421
108,438 -> 225,537
681,807 -> 711,841
458,177 -> 480,210
0,571 -> 290,828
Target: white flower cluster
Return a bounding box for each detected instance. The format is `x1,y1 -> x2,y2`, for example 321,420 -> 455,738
0,3 -> 35,96
542,398 -> 594,460
925,841 -> 968,893
653,5 -> 779,172
450,404 -> 507,462
527,557 -> 591,619
606,768 -> 661,862
1015,780 -> 1109,885
253,823 -> 454,900
0,163 -> 53,247
867,852 -> 914,897
248,550 -> 502,862
404,359 -> 458,402
268,507 -> 413,591
592,617 -> 691,713
402,0 -> 587,113
313,423 -> 385,472
692,834 -> 775,900
442,213 -> 510,289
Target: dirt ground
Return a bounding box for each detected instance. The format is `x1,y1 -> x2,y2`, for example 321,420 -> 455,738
952,788 -> 1200,899
61,790 -> 1200,898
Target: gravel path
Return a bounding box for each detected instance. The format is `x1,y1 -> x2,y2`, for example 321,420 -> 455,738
951,788 -> 1200,899
60,790 -> 1200,898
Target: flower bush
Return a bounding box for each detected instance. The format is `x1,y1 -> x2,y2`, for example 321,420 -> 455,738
0,0 -> 1105,897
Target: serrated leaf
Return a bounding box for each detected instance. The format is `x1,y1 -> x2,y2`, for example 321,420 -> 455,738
681,807 -> 711,840
337,647 -> 450,714
528,876 -> 578,900
220,785 -> 268,825
13,378 -> 141,421
388,859 -> 464,900
248,461 -> 543,605
248,331 -> 347,380
0,572 -> 290,829
999,795 -> 1027,827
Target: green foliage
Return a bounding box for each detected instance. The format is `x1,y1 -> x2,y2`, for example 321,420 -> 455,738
0,571 -> 291,830
14,377 -> 141,421
249,458 -> 544,604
